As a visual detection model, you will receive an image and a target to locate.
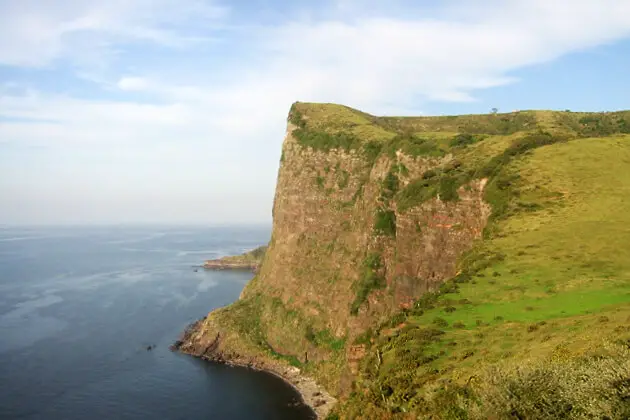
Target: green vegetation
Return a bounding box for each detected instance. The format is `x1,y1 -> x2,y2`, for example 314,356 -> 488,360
380,171 -> 400,200
305,326 -> 346,351
383,133 -> 445,158
247,245 -> 267,260
396,176 -> 439,211
211,103 -> 630,419
373,209 -> 396,237
373,110 -> 538,135
338,133 -> 630,417
286,104 -> 630,418
213,245 -> 267,265
450,133 -> 481,147
438,175 -> 460,202
436,342 -> 630,419
373,167 -> 400,237
294,129 -> 362,152
351,253 -> 386,315
574,112 -> 630,137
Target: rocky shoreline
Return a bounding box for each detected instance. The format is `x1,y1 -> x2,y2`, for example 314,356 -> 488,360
202,260 -> 259,271
171,320 -> 336,419
202,245 -> 267,272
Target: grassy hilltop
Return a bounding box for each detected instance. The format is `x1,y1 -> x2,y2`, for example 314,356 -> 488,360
292,104 -> 630,419
189,102 -> 630,419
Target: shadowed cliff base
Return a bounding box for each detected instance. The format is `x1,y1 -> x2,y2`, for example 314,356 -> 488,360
177,103 -> 630,419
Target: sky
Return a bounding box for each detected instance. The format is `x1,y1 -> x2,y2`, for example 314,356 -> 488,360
1,0 -> 629,226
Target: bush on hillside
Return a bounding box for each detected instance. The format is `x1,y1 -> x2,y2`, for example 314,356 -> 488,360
374,209 -> 396,237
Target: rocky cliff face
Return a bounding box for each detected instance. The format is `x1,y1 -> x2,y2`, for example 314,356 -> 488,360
245,122 -> 490,334
178,104 -> 630,418
177,103 -> 491,409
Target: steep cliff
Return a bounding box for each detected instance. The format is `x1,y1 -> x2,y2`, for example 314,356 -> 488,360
178,104 -> 630,419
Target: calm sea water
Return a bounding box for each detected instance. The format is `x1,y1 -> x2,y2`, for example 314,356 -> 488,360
0,226 -> 315,420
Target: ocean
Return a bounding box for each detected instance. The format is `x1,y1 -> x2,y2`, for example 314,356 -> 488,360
0,225 -> 315,420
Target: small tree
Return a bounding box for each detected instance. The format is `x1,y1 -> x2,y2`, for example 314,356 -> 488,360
491,107 -> 499,114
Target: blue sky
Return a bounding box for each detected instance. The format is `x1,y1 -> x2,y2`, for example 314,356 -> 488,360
1,0 -> 630,225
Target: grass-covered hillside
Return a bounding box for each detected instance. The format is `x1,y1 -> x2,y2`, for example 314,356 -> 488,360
289,103 -> 630,419
184,102 -> 630,419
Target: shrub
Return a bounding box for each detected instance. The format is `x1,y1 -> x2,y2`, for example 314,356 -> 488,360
450,133 -> 479,147
422,169 -> 437,179
474,342 -> 630,419
288,105 -> 306,128
385,133 -> 445,158
577,113 -> 630,137
353,328 -> 373,345
248,246 -> 267,259
396,178 -> 438,211
374,209 -> 397,237
382,170 -> 400,195
433,317 -> 449,328
362,140 -> 384,165
293,128 -> 361,152
438,176 -> 460,201
351,253 -> 386,315
305,325 -> 316,342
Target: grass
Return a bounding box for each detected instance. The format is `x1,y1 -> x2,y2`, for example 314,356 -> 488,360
373,209 -> 396,237
306,326 -> 347,351
221,103 -> 630,418
339,133 -> 630,417
218,245 -> 267,263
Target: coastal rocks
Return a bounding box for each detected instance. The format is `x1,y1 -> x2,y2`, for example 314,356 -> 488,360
202,260 -> 259,271
202,245 -> 267,273
172,319 -> 336,419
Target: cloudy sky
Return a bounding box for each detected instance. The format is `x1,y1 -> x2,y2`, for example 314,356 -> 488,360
1,0 -> 629,225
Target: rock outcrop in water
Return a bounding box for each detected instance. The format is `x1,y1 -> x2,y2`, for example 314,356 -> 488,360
177,103 -> 630,418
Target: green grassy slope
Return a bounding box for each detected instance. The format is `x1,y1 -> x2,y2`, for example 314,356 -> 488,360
195,102 -> 630,419
284,104 -> 630,419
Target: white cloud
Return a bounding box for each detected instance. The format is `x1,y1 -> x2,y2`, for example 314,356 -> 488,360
1,0 -> 630,223
0,0 -> 227,67
117,77 -> 151,91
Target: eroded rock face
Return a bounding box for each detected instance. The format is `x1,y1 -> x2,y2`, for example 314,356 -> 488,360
243,124 -> 490,334
178,108 -> 490,405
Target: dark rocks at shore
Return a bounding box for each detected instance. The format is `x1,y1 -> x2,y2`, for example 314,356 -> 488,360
201,245 -> 267,273
170,319 -> 333,419
170,318 -> 204,352
202,260 -> 260,272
